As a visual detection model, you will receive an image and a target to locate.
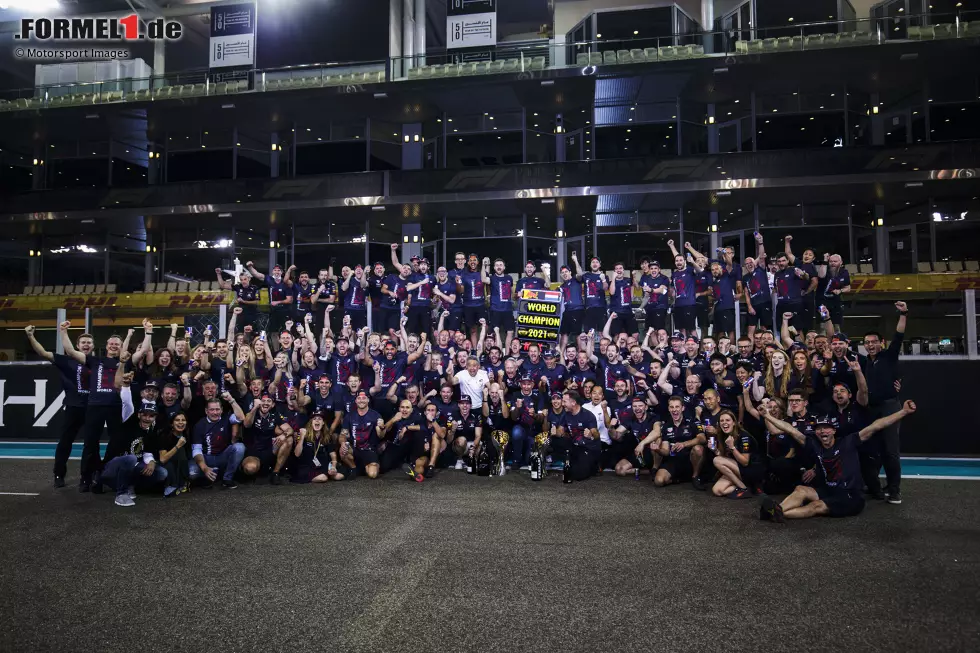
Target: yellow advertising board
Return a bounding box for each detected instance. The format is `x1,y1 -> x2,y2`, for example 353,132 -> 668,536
0,290 -> 242,312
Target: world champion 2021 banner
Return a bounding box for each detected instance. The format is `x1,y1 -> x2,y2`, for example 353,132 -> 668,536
516,288 -> 562,352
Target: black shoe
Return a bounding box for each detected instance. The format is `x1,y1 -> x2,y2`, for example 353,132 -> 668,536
692,477 -> 706,491
54,476 -> 65,488
424,465 -> 435,479
90,472 -> 104,494
269,472 -> 282,485
78,479 -> 90,493
886,491 -> 902,505
759,496 -> 784,523
868,488 -> 886,501
221,479 -> 238,489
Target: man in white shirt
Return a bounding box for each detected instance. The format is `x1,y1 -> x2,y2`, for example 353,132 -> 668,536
453,356 -> 491,409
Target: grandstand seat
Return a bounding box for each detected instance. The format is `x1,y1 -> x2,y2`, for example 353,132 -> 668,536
83,285 -> 95,293
105,284 -> 117,292
52,285 -> 64,294
487,60 -> 504,74
408,66 -> 422,79
675,45 -> 693,58
48,95 -> 70,107
419,66 -> 436,78
144,283 -> 157,292
457,62 -> 479,76
0,99 -> 10,111
153,86 -> 173,99
965,261 -> 979,272
907,25 -> 926,39
94,284 -> 105,293
104,90 -> 124,103
761,38 -> 778,50
932,261 -> 948,272
853,31 -> 876,44
502,59 -> 520,73
643,47 -> 659,61
616,49 -> 632,63
212,82 -> 228,95
775,36 -> 793,50
933,23 -> 954,39
529,56 -> 546,70
947,261 -> 964,272
13,98 -> 29,110
602,51 -> 617,65
21,286 -> 31,294
190,83 -> 207,96
917,262 -> 932,273
804,34 -> 823,48
589,52 -> 603,66
62,285 -> 75,294
576,52 -> 589,66
735,40 -> 748,53
42,286 -> 54,294
187,281 -> 200,291
965,22 -> 980,36
858,264 -> 874,274
177,282 -> 189,292
659,46 -> 677,60
691,44 -> 705,57
746,39 -> 763,53
630,48 -> 645,62
166,282 -> 177,292
844,264 -> 859,275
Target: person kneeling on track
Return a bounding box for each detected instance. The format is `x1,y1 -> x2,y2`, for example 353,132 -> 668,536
611,396 -> 656,477
99,400 -> 168,507
649,396 -> 706,488
242,393 -> 294,485
559,391 -> 601,482
405,402 -> 446,482
710,410 -> 764,500
292,410 -> 344,483
758,401 -> 916,522
189,393 -> 246,489
449,395 -> 484,470
339,389 -> 385,479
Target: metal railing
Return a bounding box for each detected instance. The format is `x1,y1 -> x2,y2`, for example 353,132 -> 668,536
0,11 -> 977,110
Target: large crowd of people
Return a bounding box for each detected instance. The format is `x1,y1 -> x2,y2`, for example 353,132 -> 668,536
26,235 -> 914,523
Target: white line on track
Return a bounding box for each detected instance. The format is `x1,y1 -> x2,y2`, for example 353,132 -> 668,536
0,492 -> 40,496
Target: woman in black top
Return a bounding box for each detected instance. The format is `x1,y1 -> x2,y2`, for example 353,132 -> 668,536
291,411 -> 337,484
710,410 -> 763,499
154,411 -> 191,496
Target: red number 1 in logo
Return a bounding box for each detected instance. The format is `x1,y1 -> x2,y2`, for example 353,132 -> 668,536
120,14 -> 139,40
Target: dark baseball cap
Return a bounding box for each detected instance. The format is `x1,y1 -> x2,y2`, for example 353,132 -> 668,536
831,332 -> 850,343
410,255 -> 421,262
815,415 -> 837,428
671,331 -> 684,340
458,394 -> 472,404
520,374 -> 534,382
143,380 -> 159,389
138,400 -> 158,414
542,349 -> 556,359
650,260 -> 661,267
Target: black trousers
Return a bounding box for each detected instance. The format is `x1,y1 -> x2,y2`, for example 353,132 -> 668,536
695,298 -> 710,335
868,399 -> 903,492
80,404 -> 123,480
54,405 -> 88,479
379,439 -> 412,473
764,457 -> 802,494
569,447 -> 597,481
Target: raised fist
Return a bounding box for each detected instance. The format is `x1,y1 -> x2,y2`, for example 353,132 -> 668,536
903,400 -> 917,413
667,240 -> 674,248
783,312 -> 794,321
784,235 -> 793,242
390,243 -> 399,251
215,267 -> 222,275
895,301 -> 908,313
233,307 -> 242,315
25,325 -> 35,335
479,318 -> 486,325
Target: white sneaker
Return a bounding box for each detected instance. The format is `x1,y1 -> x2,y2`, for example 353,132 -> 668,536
519,465 -> 531,471
127,485 -> 137,500
114,494 -> 135,507
454,459 -> 465,470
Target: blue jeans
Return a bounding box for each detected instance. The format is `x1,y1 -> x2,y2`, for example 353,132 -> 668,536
507,425 -> 530,467
188,442 -> 245,481
102,455 -> 168,495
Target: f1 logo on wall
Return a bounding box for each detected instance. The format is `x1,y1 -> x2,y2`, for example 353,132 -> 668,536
0,377 -> 64,431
